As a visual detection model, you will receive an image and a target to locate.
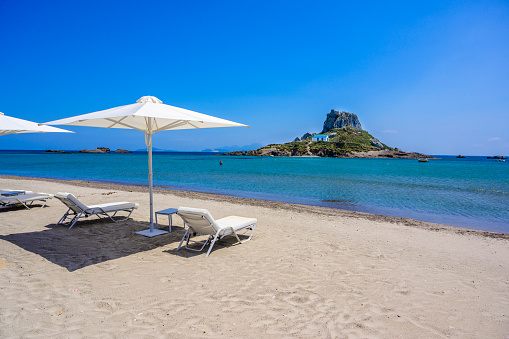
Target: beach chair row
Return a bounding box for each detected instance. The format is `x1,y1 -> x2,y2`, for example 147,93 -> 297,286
1,189 -> 256,257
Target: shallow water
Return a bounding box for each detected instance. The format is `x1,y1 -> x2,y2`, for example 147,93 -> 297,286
1,151 -> 508,233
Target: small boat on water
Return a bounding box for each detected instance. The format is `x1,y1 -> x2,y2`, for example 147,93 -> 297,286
418,159 -> 429,162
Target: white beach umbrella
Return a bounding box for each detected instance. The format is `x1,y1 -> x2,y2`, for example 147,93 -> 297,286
44,96 -> 249,237
0,112 -> 73,136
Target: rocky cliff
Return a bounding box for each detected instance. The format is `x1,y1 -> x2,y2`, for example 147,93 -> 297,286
322,110 -> 362,133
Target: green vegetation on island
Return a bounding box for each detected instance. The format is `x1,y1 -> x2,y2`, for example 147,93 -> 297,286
261,126 -> 393,157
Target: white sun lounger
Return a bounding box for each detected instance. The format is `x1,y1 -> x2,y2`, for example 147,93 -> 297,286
0,189 -> 33,196
0,192 -> 53,209
55,192 -> 139,229
177,207 -> 257,257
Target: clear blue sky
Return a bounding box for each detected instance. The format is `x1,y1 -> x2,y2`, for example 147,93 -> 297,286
1,0 -> 508,155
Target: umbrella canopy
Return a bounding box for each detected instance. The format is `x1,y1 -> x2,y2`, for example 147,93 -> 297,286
0,112 -> 73,136
44,96 -> 247,131
44,96 -> 249,237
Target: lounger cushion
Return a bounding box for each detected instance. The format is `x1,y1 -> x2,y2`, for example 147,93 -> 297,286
55,193 -> 89,212
215,216 -> 257,231
177,207 -> 217,233
178,207 -> 257,235
86,202 -> 139,214
55,192 -> 138,214
0,193 -> 53,205
0,190 -> 33,195
178,207 -> 215,222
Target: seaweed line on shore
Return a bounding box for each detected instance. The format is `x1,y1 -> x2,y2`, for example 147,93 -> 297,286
1,174 -> 507,239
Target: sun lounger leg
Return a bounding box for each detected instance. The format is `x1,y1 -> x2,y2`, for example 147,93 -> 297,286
40,198 -> 49,208
178,231 -> 214,253
178,229 -> 190,250
242,224 -> 256,243
230,227 -> 242,244
206,233 -> 221,257
57,209 -> 72,225
97,208 -> 135,223
15,198 -> 31,209
229,224 -> 256,244
56,209 -> 84,229
68,213 -> 84,229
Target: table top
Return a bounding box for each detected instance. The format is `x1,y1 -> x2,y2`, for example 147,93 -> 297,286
155,208 -> 178,215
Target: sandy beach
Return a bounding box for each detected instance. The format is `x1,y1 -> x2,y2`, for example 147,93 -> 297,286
0,176 -> 508,338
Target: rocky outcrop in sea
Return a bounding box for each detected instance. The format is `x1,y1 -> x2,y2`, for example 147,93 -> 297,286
45,149 -> 68,153
78,147 -> 110,153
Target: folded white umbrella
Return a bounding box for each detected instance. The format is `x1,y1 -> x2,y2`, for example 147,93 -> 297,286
0,112 -> 73,136
44,96 -> 249,237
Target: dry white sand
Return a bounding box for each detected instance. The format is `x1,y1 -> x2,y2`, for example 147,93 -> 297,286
0,176 -> 508,338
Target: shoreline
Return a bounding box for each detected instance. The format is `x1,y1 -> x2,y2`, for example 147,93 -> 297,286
223,149 -> 438,159
2,174 -> 507,239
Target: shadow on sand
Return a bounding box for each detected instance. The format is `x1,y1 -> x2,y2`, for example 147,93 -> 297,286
0,219 -> 186,272
163,232 -> 252,258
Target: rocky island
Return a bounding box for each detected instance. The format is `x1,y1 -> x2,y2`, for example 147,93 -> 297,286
78,147 -> 111,153
114,149 -> 132,153
45,149 -> 68,153
225,110 -> 435,159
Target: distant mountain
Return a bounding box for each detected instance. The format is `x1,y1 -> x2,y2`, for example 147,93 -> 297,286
201,143 -> 263,153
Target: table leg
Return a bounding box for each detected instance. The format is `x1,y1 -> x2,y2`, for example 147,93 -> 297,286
168,214 -> 172,233
155,213 -> 159,230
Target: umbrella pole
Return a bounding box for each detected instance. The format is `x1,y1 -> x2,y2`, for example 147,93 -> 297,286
148,131 -> 154,232
136,119 -> 168,237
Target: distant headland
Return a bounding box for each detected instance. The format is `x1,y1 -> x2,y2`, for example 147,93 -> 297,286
225,110 -> 435,159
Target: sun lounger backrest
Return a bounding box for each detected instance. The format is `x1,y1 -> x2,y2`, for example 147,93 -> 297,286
55,192 -> 90,213
177,207 -> 219,234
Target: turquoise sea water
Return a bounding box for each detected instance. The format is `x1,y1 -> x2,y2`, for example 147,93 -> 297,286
0,151 -> 508,233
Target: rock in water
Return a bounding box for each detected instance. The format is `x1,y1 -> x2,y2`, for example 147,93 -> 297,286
78,147 -> 111,153
114,149 -> 132,153
322,110 -> 362,133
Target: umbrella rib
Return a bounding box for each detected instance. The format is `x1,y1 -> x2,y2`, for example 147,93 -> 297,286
187,121 -> 202,129
104,118 -> 146,132
106,116 -> 128,129
153,120 -> 188,133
